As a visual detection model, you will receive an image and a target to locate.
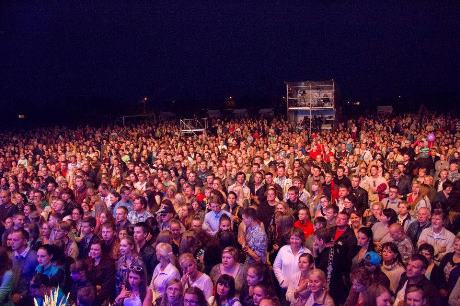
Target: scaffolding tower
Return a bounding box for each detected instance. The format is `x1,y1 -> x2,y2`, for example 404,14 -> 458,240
180,118 -> 208,136
285,80 -> 336,134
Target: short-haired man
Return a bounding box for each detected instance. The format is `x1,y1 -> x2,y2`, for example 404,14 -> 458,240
127,196 -> 153,225
133,222 -> 157,281
418,211 -> 455,262
11,229 -> 38,304
394,254 -> 442,306
78,217 -> 99,259
407,207 -> 432,245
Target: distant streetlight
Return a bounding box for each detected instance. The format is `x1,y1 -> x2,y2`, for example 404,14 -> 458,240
142,96 -> 149,114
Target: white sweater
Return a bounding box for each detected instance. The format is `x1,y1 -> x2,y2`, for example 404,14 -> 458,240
273,245 -> 311,288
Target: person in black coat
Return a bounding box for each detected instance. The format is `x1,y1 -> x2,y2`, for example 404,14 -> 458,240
87,241 -> 116,305
350,176 -> 369,216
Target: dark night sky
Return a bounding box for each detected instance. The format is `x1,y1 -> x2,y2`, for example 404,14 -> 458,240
1,1 -> 459,112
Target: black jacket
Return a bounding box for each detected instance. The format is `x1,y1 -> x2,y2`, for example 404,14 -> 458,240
350,186 -> 368,215
396,273 -> 443,306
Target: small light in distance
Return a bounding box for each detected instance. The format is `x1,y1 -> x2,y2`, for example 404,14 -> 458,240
18,114 -> 26,119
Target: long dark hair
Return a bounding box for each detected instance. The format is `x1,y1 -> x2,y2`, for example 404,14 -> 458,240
357,227 -> 375,252
125,266 -> 147,302
0,247 -> 12,277
213,274 -> 236,306
381,242 -> 405,267
184,287 -> 208,306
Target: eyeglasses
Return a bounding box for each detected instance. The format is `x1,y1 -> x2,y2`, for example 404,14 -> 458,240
130,265 -> 144,272
184,299 -> 199,305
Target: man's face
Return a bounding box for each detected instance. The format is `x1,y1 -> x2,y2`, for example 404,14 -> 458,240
265,175 -> 273,184
325,208 -> 336,221
337,168 -> 344,177
351,177 -> 360,188
287,191 -> 298,202
101,227 -> 114,241
116,208 -> 127,222
133,227 -> 147,243
388,188 -> 398,199
170,223 -> 181,237
431,215 -> 443,229
417,208 -> 430,223
13,215 -> 25,229
0,192 -> 11,204
406,260 -> 425,278
10,232 -> 26,252
338,187 -> 348,198
242,215 -> 252,227
237,174 -> 245,185
389,227 -> 403,242
133,199 -> 143,211
81,222 -> 92,236
336,214 -> 348,227
191,220 -> 202,232
75,178 -> 84,188
210,202 -> 221,213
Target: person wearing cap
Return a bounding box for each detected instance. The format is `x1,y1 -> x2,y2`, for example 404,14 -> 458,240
362,251 -> 390,289
157,199 -> 176,231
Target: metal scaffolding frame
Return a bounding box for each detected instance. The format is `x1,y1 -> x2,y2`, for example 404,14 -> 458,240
180,118 -> 208,136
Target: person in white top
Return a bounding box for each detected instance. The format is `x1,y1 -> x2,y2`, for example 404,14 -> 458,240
145,243 -> 180,304
286,253 -> 314,304
418,211 -> 455,262
273,228 -> 311,289
179,253 -> 214,300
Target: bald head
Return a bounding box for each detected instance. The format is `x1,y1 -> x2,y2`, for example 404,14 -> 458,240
389,223 -> 404,242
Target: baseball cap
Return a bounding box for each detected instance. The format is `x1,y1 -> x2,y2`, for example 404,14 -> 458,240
364,251 -> 382,266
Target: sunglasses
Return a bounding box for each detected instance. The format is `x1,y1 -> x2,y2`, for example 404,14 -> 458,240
130,265 -> 144,272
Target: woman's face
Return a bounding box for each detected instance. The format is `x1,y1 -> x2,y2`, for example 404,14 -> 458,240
252,287 -> 266,306
89,244 -> 102,260
180,260 -> 197,277
184,293 -> 199,306
119,239 -> 132,256
308,274 -> 323,293
267,190 -> 276,201
246,267 -> 260,286
298,256 -> 312,272
72,209 -> 81,221
376,291 -> 392,306
166,283 -> 182,302
379,213 -> 389,224
217,282 -> 230,297
23,205 -> 31,216
37,248 -> 52,266
357,232 -> 369,247
276,204 -> 285,214
382,247 -> 396,262
221,252 -> 235,269
81,201 -> 90,212
40,224 -> 50,236
219,220 -> 231,232
119,230 -> 128,241
289,234 -> 302,250
227,194 -> 236,205
99,213 -> 107,224
406,290 -> 424,306
128,271 -> 141,288
350,213 -> 361,226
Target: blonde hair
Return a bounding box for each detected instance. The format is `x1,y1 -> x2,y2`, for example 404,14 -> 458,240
156,242 -> 176,265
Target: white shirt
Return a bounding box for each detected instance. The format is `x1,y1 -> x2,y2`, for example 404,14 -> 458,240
183,273 -> 214,300
150,263 -> 180,296
273,245 -> 311,288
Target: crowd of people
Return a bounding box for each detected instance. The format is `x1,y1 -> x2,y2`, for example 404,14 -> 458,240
0,112 -> 459,306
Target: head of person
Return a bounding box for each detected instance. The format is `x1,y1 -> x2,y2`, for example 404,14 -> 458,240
298,253 -> 314,274
219,214 -> 232,232
133,196 -> 148,212
381,242 -> 403,265
184,287 -> 207,306
37,244 -> 55,267
133,222 -> 150,244
404,285 -> 428,306
313,228 -> 333,250
80,217 -> 96,236
89,241 -> 103,261
336,211 -> 350,228
418,243 -> 435,264
350,267 -> 372,293
430,211 -> 445,231
371,202 -> 383,218
179,253 -> 198,278
242,207 -> 258,227
406,254 -> 429,280
307,269 -> 327,294
162,279 -> 183,305
54,221 -> 72,240
388,223 -> 405,242
324,204 -> 339,222
156,242 -> 175,265
119,236 -> 136,257
77,286 -> 96,306
289,228 -> 305,249
380,208 -> 398,225
246,263 -> 267,287
363,251 -> 382,272
70,259 -> 89,282
363,284 -> 392,306
253,284 -> 273,306
10,229 -> 29,253
357,227 -> 374,249
215,274 -> 236,300
125,265 -> 147,301
417,207 -> 431,223
313,217 -> 327,231
29,273 -> 51,299
221,246 -> 239,269
297,207 -> 310,222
